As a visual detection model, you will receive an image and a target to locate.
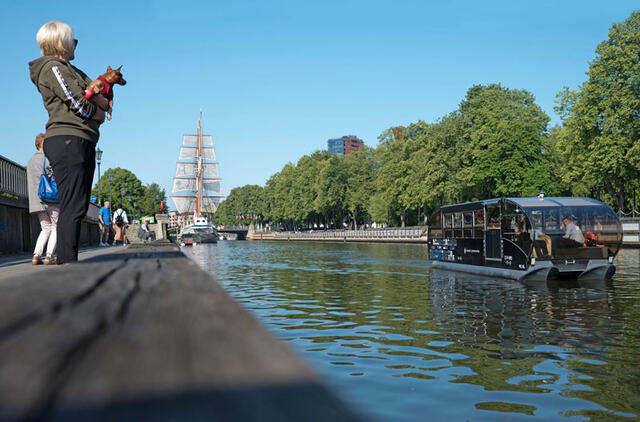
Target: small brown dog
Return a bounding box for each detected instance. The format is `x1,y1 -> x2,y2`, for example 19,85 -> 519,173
84,65 -> 127,120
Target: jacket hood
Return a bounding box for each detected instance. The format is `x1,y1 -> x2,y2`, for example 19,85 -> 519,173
29,56 -> 64,85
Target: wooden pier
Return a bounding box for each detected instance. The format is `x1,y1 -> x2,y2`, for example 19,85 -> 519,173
0,243 -> 360,421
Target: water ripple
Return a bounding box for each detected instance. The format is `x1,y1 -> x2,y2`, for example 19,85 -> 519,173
183,241 -> 640,421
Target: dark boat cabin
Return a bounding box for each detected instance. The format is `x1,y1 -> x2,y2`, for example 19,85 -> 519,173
427,197 -> 622,280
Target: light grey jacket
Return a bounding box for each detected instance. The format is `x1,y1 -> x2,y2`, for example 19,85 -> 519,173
26,151 -> 54,213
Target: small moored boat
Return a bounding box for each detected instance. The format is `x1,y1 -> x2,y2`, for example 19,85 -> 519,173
427,196 -> 622,281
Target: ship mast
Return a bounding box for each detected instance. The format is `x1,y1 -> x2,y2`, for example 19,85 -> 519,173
195,110 -> 203,216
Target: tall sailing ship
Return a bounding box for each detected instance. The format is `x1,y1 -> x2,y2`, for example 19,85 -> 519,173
170,112 -> 224,244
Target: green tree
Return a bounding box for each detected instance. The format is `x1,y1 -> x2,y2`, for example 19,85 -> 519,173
314,154 -> 348,228
406,116 -> 465,221
138,183 -> 167,216
213,184 -> 264,226
456,84 -> 552,199
373,128 -> 416,226
92,167 -> 145,210
555,11 -> 640,210
345,146 -> 376,228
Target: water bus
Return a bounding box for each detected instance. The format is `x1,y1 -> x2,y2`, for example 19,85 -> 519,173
427,196 -> 622,281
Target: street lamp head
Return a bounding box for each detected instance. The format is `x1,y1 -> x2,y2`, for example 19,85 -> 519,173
96,147 -> 103,163
108,173 -> 113,182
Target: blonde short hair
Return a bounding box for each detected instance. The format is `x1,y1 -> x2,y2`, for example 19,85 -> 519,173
35,133 -> 45,150
36,21 -> 74,57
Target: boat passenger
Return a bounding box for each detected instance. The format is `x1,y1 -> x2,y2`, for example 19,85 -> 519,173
533,228 -> 551,258
557,216 -> 584,249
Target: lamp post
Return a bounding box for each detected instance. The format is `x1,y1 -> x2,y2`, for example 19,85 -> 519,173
120,187 -> 125,214
96,148 -> 103,205
108,173 -> 113,206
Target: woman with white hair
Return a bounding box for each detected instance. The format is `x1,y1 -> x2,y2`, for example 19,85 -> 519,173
29,21 -> 107,264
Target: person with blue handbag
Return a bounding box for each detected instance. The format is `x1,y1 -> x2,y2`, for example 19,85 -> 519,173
27,134 -> 59,265
30,21 -> 107,264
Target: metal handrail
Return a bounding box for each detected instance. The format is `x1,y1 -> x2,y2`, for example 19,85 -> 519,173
618,209 -> 640,218
0,154 -> 28,199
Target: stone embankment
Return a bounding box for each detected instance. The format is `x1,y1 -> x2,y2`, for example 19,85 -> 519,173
248,226 -> 427,243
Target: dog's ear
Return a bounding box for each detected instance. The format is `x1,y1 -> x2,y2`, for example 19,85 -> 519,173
117,65 -> 122,71
107,65 -> 112,71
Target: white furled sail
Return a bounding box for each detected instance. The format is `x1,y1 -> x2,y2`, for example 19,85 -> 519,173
170,114 -> 224,215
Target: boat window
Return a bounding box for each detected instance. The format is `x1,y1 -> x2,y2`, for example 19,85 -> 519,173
453,212 -> 463,237
474,209 -> 484,238
502,202 -> 532,255
463,212 -> 473,238
487,206 -> 500,230
428,211 -> 443,238
444,213 -> 453,238
516,199 -> 623,259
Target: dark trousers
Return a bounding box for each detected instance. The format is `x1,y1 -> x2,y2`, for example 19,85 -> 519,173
43,136 -> 96,263
100,224 -> 110,243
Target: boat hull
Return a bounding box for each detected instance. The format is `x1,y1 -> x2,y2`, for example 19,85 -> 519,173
431,259 -> 614,281
180,226 -> 218,244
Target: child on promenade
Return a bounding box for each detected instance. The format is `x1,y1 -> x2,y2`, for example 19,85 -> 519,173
26,133 -> 59,265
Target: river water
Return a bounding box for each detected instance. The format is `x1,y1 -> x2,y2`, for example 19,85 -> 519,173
182,241 -> 640,421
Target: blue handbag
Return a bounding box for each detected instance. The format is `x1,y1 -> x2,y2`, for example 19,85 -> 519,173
38,156 -> 60,203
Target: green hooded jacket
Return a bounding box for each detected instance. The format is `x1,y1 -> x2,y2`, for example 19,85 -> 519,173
29,56 -> 100,142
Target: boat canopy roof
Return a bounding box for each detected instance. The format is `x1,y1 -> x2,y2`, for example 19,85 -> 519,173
439,197 -> 614,214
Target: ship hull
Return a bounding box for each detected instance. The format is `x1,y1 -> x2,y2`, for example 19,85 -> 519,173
180,225 -> 218,244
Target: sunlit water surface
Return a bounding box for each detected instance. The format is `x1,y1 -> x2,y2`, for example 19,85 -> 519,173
182,241 -> 640,421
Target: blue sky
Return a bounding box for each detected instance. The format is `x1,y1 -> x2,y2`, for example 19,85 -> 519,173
1,1 -> 637,210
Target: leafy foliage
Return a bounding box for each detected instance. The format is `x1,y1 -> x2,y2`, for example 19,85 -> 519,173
555,11 -> 640,209
214,184 -> 265,226
91,167 -> 166,218
211,11 -> 640,227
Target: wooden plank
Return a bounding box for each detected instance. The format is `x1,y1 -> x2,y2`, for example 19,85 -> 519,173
0,245 -> 361,421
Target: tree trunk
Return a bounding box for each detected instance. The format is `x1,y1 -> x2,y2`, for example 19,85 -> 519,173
352,211 -> 358,230
618,178 -> 625,212
401,212 -> 406,228
423,205 -> 428,225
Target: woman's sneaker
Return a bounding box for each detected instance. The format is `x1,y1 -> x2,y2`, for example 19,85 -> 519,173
32,254 -> 42,265
43,254 -> 56,265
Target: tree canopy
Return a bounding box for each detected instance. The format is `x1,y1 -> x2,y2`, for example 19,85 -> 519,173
91,167 -> 166,218
555,10 -> 640,209
211,11 -> 639,228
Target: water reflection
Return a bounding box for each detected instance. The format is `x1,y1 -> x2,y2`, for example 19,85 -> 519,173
183,242 -> 640,421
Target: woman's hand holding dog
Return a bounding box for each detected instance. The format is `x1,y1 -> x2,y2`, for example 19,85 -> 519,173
91,94 -> 109,111
90,94 -> 108,124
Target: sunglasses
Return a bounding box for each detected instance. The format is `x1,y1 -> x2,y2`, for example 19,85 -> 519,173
74,39 -> 78,47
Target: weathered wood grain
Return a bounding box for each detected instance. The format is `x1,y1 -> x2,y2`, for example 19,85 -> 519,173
0,245 -> 362,421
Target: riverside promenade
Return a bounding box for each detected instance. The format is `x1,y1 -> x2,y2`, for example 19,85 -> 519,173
0,243 -> 360,421
249,226 -> 428,243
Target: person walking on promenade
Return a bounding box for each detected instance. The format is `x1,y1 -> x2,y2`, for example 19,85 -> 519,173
26,133 -> 59,265
98,201 -> 111,246
112,204 -> 128,245
29,20 -> 108,263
